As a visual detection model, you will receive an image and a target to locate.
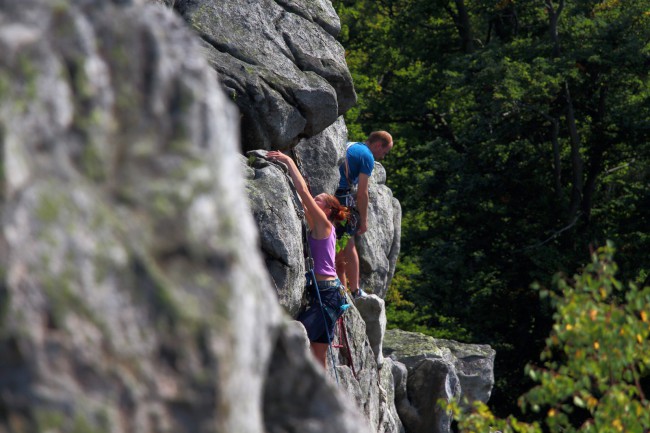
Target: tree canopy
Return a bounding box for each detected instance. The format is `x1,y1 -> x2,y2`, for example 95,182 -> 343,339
334,0 -> 650,416
447,243 -> 650,432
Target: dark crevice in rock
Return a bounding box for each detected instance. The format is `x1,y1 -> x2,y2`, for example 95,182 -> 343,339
279,31 -> 306,73
0,400 -> 7,426
170,0 -> 200,17
73,361 -> 109,397
0,337 -> 31,403
158,341 -> 180,371
155,244 -> 232,275
0,276 -> 8,334
272,0 -> 313,29
0,125 -> 4,204
44,309 -> 59,330
196,326 -> 214,368
199,32 -> 258,68
168,386 -> 218,432
167,79 -> 192,147
262,247 -> 291,267
273,0 -> 339,37
140,25 -> 160,119
130,255 -> 182,328
258,72 -> 295,106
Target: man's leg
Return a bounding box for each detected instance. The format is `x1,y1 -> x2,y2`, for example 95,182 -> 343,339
343,237 -> 360,293
335,251 -> 347,288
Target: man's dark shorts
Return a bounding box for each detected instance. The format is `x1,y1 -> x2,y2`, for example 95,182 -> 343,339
299,279 -> 346,344
335,188 -> 360,238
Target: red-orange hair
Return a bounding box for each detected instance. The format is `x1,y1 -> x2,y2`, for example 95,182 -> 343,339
321,194 -> 350,223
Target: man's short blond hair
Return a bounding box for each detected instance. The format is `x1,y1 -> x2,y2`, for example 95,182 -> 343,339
367,130 -> 393,148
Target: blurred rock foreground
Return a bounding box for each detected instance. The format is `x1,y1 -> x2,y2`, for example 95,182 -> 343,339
0,1 -> 494,432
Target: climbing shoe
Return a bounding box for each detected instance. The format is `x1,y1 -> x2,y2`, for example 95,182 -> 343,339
352,288 -> 368,299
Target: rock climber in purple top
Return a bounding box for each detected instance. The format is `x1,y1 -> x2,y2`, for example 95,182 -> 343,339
267,150 -> 349,368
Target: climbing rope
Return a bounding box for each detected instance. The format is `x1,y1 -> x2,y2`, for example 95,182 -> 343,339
332,314 -> 357,379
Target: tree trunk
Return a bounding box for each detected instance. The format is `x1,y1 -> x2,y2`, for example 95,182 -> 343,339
515,102 -> 562,204
445,0 -> 474,53
582,85 -> 610,221
545,0 -> 564,58
550,117 -> 562,202
565,84 -> 583,224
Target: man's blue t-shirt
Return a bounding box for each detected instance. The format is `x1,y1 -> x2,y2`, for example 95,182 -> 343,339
338,142 -> 375,190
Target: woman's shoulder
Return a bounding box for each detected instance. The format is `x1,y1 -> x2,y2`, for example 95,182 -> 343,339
310,222 -> 334,241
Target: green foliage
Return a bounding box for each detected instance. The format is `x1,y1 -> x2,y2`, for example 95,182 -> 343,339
446,244 -> 650,432
335,0 -> 650,415
336,232 -> 351,254
524,242 -> 650,432
386,257 -> 472,340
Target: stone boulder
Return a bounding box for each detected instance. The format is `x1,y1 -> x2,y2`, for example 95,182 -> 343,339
354,295 -> 387,368
172,0 -> 356,151
383,329 -> 496,433
356,163 -> 402,298
378,357 -> 407,433
329,302 -> 404,433
293,116 -> 347,196
263,320 -> 370,433
0,2 -> 499,433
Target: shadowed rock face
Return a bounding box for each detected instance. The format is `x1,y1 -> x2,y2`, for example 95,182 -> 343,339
244,150 -> 306,317
293,116 -> 348,197
0,1 -> 370,432
172,0 -> 356,152
384,330 -> 496,433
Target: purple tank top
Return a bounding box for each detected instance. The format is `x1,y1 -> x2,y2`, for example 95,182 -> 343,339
308,225 -> 337,277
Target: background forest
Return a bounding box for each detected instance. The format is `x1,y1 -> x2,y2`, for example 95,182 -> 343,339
333,0 -> 650,420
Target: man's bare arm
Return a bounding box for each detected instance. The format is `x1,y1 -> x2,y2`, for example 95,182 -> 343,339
356,173 -> 370,235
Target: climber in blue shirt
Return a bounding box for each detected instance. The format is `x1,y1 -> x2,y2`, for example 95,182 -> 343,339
335,131 -> 393,299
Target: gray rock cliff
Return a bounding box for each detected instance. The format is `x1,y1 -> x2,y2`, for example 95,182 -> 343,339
172,0 -> 356,152
0,1 -> 495,433
0,1 -> 368,432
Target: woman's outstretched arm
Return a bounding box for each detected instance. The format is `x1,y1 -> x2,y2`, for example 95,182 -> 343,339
267,151 -> 330,238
